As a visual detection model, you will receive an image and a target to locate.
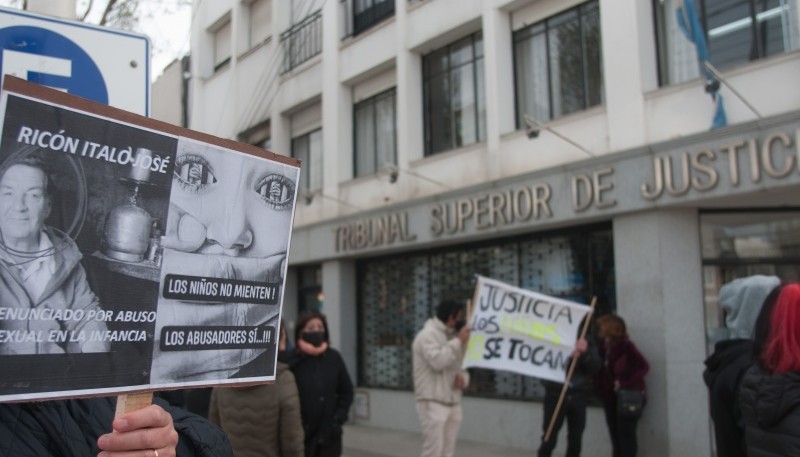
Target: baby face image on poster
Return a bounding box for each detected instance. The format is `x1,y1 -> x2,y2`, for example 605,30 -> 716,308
151,138 -> 298,383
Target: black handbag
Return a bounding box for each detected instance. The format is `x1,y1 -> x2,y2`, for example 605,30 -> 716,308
616,389 -> 645,418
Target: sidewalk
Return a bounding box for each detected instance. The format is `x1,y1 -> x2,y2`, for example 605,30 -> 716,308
342,423 -> 532,457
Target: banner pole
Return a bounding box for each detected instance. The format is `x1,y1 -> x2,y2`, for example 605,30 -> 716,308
461,275 -> 481,363
115,392 -> 153,418
467,275 -> 480,323
543,296 -> 597,443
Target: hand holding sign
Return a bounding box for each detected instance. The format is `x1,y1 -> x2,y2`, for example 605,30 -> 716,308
572,338 -> 588,358
100,400 -> 179,457
462,275 -> 593,383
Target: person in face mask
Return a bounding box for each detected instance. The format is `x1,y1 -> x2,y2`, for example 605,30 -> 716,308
412,299 -> 471,457
280,311 -> 353,457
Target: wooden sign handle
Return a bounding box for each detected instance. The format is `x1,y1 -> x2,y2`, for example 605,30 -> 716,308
115,392 -> 153,418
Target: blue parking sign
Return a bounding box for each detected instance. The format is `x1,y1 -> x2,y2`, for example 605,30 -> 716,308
0,26 -> 108,104
0,7 -> 149,116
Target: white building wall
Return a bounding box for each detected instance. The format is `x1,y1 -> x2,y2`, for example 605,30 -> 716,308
151,59 -> 184,126
188,0 -> 800,454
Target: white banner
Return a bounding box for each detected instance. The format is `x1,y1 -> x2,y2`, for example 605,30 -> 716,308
462,275 -> 592,383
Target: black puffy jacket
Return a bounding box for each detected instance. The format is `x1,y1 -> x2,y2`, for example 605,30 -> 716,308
703,339 -> 753,457
0,395 -> 233,457
739,365 -> 800,457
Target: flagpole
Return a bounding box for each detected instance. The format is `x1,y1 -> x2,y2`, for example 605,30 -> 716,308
461,275 -> 481,363
543,296 -> 597,443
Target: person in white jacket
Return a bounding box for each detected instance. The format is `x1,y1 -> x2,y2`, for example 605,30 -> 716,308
412,299 -> 471,457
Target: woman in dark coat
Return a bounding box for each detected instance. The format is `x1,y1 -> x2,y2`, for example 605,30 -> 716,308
738,283 -> 800,457
280,311 -> 354,457
593,314 -> 650,457
209,321 -> 304,457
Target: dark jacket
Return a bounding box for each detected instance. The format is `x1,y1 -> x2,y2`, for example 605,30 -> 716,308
703,339 -> 753,457
0,395 -> 233,457
739,365 -> 800,457
543,337 -> 602,396
281,348 -> 354,456
209,362 -> 304,457
594,337 -> 649,402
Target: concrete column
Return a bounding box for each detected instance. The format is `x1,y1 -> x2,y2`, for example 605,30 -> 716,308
481,4 -> 514,180
614,209 -> 711,457
282,268 -> 299,342
270,0 -> 290,157
600,0 -> 658,151
396,0 -> 423,167
321,0 -> 348,216
322,259 -> 358,383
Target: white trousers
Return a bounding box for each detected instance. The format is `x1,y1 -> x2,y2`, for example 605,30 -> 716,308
416,400 -> 463,457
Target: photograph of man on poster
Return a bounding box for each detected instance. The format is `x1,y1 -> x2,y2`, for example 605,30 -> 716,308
151,138 -> 298,383
0,154 -> 109,355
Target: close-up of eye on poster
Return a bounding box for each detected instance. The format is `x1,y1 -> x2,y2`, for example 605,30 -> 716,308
0,77 -> 300,402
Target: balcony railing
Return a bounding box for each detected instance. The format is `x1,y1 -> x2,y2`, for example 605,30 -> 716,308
340,0 -> 395,39
280,9 -> 322,74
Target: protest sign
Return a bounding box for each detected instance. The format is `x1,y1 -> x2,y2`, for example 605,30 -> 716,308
0,77 -> 300,402
463,275 -> 592,382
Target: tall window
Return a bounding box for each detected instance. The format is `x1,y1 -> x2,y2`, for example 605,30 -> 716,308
357,224 -> 615,398
700,210 -> 800,353
423,32 -> 486,156
655,0 -> 800,86
213,19 -> 232,71
247,0 -> 272,49
292,129 -> 322,194
354,88 -> 396,177
513,1 -> 603,126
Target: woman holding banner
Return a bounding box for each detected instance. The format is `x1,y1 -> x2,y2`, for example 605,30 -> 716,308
594,314 -> 650,457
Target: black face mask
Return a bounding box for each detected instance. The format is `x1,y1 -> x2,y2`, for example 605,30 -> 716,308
454,318 -> 467,331
301,331 -> 326,347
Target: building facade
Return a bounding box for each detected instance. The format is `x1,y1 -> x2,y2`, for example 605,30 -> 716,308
188,0 -> 800,455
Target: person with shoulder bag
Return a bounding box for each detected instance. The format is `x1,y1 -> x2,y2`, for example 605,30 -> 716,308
593,314 -> 650,457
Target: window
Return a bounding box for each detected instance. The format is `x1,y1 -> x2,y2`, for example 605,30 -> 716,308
655,0 -> 800,86
423,31 -> 486,156
239,120 -> 271,150
291,128 -> 322,194
513,1 -> 603,126
213,19 -> 232,71
354,0 -> 395,36
247,0 -> 272,49
357,224 -> 614,398
354,88 -> 396,177
298,265 -> 323,314
700,210 -> 800,353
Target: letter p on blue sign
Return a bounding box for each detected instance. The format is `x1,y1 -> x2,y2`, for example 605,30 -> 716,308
0,8 -> 149,116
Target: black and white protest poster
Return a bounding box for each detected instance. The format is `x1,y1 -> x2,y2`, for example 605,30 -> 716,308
0,77 -> 300,402
463,275 -> 592,382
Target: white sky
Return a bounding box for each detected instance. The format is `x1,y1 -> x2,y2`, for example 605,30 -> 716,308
0,0 -> 191,81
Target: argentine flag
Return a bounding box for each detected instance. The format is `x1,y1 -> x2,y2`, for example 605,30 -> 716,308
676,0 -> 727,129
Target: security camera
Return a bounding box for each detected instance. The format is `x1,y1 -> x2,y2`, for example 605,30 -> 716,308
704,78 -> 720,94
384,163 -> 399,184
523,114 -> 541,140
